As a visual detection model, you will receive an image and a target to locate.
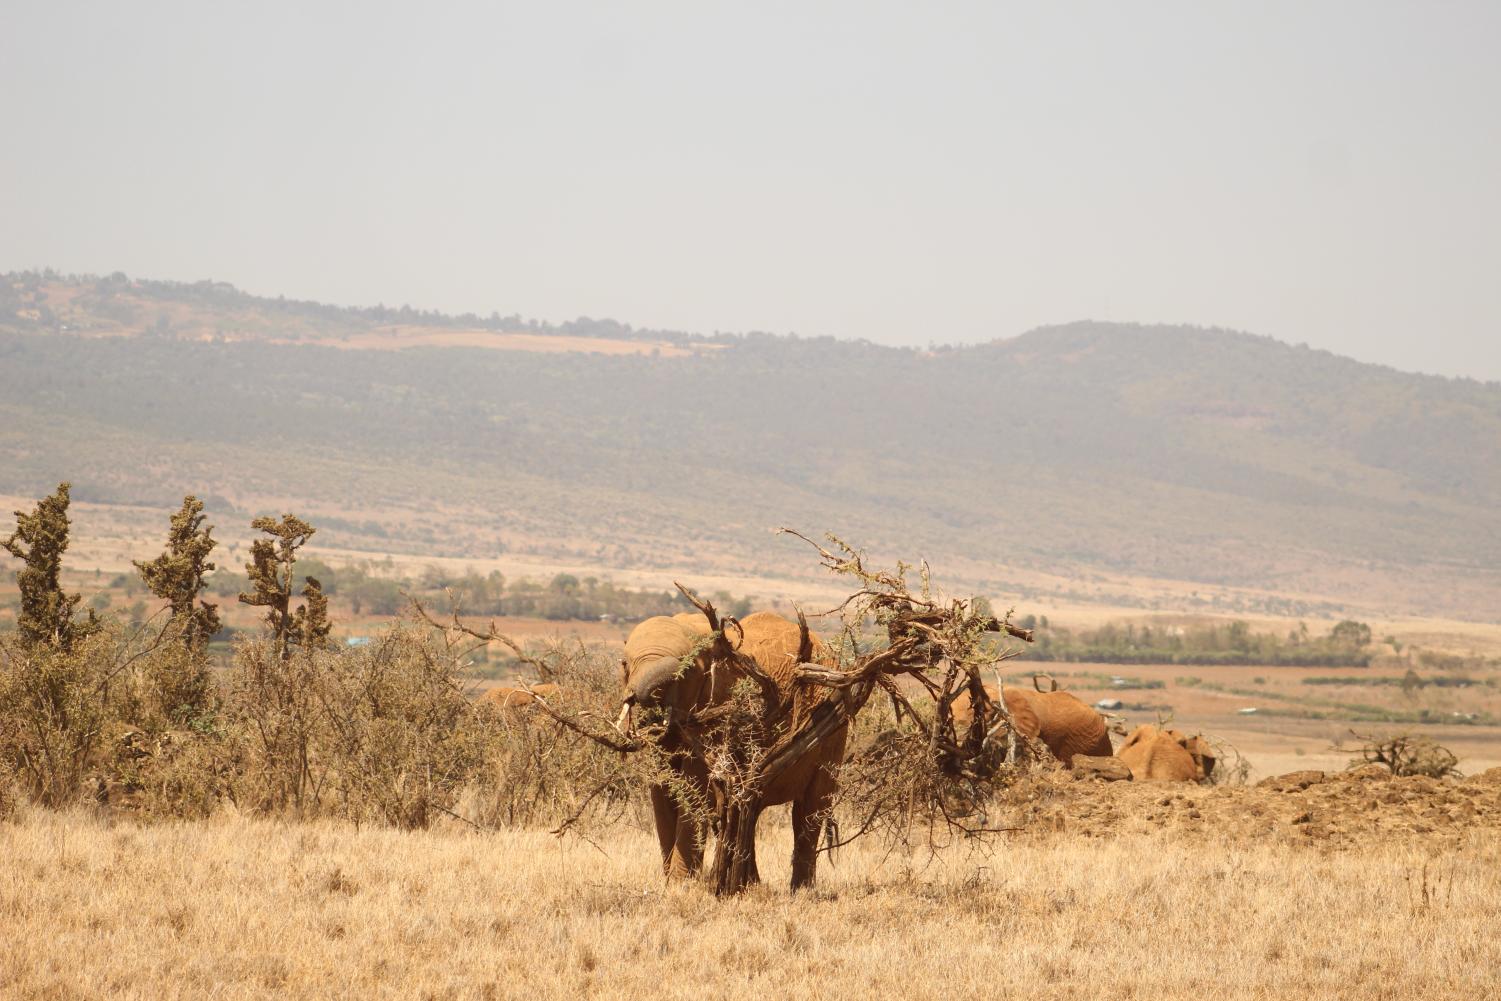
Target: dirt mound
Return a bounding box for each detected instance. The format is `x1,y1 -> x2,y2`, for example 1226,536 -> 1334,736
1003,766 -> 1501,848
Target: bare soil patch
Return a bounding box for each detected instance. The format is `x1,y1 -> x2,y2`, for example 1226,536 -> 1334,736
1020,763 -> 1501,850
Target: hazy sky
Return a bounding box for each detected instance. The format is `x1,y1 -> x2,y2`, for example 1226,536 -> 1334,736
3,1 -> 1498,380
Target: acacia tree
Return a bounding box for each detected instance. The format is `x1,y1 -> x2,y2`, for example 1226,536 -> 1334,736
686,532 -> 1035,895
239,514 -> 326,659
134,495 -> 221,649
3,482 -> 97,651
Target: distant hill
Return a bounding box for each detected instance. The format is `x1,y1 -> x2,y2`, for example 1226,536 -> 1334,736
2,270 -> 1499,620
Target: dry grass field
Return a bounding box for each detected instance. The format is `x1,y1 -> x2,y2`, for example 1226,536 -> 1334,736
4,795 -> 1500,1001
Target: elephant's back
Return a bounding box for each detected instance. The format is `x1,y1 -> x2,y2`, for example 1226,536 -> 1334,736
1008,688 -> 1111,764
737,611 -> 811,690
1123,735 -> 1193,780
741,611 -> 846,809
624,616 -> 698,669
736,611 -> 837,710
1119,725 -> 1198,781
671,612 -> 712,636
480,682 -> 559,708
998,687 -> 1043,739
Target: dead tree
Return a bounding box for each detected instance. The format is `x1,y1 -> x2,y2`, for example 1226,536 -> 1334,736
1345,730 -> 1460,779
682,531 -> 1034,895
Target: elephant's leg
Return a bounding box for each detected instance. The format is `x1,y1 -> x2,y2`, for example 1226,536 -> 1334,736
791,783 -> 835,890
743,806 -> 763,886
669,757 -> 709,877
671,809 -> 704,876
649,784 -> 681,877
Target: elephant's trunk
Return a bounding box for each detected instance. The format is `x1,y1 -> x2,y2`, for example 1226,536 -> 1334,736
623,654 -> 684,712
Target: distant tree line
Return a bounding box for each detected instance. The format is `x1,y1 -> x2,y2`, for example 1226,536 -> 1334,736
203,559 -> 748,624
1013,615 -> 1374,667
1,270 -> 701,346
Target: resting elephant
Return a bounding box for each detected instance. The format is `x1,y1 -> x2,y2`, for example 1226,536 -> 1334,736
619,609 -> 844,889
1181,733 -> 1217,782
1117,725 -> 1215,782
480,682 -> 561,709
951,685 -> 1112,766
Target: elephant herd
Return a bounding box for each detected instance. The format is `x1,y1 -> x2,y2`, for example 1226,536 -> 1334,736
953,685 -> 1217,783
485,608 -> 1218,890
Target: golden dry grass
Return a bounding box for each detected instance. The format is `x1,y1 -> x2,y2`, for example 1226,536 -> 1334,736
3,808 -> 1499,1000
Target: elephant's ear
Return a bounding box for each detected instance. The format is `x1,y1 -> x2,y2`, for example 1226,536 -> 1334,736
620,657 -> 629,686
1000,688 -> 1041,739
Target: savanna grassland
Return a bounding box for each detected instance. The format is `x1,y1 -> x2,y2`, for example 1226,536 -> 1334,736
5,786 -> 1500,1001
6,271 -> 1501,1001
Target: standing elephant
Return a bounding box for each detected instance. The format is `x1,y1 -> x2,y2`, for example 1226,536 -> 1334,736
1117,724 -> 1214,782
727,611 -> 847,890
618,615 -> 721,879
952,685 -> 1112,765
619,609 -> 845,890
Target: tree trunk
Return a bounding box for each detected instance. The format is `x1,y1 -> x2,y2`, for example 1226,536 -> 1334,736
710,797 -> 761,896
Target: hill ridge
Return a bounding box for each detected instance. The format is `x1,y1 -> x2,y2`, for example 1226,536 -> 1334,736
2,271 -> 1498,620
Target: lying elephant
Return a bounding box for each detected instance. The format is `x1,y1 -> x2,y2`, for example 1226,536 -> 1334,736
951,685 -> 1112,766
480,682 -> 561,708
619,609 -> 844,889
1117,724 -> 1216,782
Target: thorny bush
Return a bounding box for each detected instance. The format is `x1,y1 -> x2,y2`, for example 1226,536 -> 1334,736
0,613 -> 665,832
454,636 -> 662,833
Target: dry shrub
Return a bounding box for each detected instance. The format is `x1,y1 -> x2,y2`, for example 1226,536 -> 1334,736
307,626 -> 482,827
0,606 -> 663,832
113,725 -> 233,819
834,691 -> 1048,854
0,613 -> 237,815
0,626 -> 133,806
454,637 -> 658,833
1347,730 -> 1461,779
134,640 -> 214,729
224,624 -> 483,827
1206,735 -> 1252,786
458,694 -> 643,831
223,636 -> 325,814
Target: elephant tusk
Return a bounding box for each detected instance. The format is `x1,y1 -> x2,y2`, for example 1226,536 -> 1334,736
615,702 -> 634,735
